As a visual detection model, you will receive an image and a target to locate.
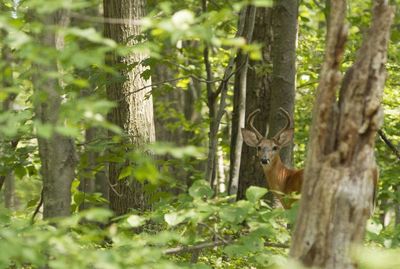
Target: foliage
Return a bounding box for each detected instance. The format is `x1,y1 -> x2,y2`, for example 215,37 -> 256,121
0,0 -> 399,268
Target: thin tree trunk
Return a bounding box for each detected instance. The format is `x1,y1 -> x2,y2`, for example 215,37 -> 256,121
33,10 -> 77,219
4,173 -> 16,210
290,1 -> 393,268
104,0 -> 156,215
228,6 -> 256,195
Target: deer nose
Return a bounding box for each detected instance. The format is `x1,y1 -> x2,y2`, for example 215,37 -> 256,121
261,158 -> 270,164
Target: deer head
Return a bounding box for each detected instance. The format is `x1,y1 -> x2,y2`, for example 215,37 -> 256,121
241,108 -> 293,166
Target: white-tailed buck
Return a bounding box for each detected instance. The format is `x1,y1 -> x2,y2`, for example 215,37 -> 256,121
241,108 -> 303,209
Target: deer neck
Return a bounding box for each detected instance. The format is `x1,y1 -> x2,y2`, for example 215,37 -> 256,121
262,155 -> 290,193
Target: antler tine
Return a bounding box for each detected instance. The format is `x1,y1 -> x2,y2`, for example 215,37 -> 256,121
247,109 -> 263,140
265,123 -> 270,138
274,107 -> 292,139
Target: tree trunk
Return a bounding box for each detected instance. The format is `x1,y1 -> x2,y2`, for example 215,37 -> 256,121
290,1 -> 393,268
269,0 -> 298,165
236,7 -> 273,200
104,0 -> 156,215
228,5 -> 256,195
33,10 -> 77,219
235,1 -> 298,199
4,173 -> 16,210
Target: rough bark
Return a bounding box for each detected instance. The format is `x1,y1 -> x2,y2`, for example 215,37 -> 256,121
235,1 -> 298,200
33,11 -> 77,219
104,0 -> 156,215
269,0 -> 298,165
228,5 -> 256,195
290,1 -> 394,268
236,8 -> 273,200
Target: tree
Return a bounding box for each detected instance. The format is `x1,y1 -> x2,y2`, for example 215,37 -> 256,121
234,0 -> 298,199
290,1 -> 394,268
33,11 -> 77,218
228,5 -> 257,194
103,0 -> 156,215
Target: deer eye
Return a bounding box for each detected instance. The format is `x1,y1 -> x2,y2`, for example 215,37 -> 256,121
257,146 -> 261,151
272,146 -> 278,151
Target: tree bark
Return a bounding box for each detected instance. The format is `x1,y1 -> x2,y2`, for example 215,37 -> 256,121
104,0 -> 156,215
290,1 -> 394,268
228,5 -> 256,195
269,0 -> 298,165
33,10 -> 77,219
235,1 -> 298,199
236,7 -> 273,200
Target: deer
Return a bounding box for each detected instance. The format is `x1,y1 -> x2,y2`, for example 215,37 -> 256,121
241,108 -> 303,209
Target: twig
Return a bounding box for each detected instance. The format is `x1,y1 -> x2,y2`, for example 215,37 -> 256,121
378,129 -> 400,161
117,76 -> 191,102
163,239 -> 289,255
109,182 -> 123,197
31,188 -> 44,224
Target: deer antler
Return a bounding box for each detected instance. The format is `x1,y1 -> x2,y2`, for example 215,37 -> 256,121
247,109 -> 263,140
273,107 -> 292,140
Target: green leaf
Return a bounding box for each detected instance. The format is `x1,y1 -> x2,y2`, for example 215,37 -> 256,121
14,165 -> 27,179
55,125 -> 80,138
35,121 -> 53,139
220,201 -> 252,224
82,208 -> 113,223
127,214 -> 145,228
118,166 -> 132,180
246,186 -> 268,203
164,212 -> 185,226
252,0 -> 273,7
189,180 -> 214,199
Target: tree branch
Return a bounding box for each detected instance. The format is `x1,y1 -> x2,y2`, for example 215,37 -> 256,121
163,239 -> 288,255
378,129 -> 400,161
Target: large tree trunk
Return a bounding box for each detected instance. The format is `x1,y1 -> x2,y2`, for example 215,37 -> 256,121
235,8 -> 273,199
235,0 -> 298,200
290,1 -> 393,268
269,0 -> 298,165
104,0 -> 156,215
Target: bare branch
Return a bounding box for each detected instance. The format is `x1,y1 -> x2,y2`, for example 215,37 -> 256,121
378,129 -> 400,161
163,239 -> 288,255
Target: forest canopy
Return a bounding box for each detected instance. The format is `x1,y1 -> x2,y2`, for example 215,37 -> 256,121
0,0 -> 399,268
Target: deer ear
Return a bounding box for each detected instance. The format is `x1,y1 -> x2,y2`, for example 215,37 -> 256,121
276,128 -> 294,147
241,128 -> 260,147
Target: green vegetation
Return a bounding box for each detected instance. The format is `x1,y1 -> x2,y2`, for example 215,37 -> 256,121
0,0 -> 399,268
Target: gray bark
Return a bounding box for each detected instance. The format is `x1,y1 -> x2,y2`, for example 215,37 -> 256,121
269,0 -> 298,166
236,8 -> 273,200
228,6 -> 256,195
104,0 -> 156,215
34,11 -> 77,219
290,1 -> 393,268
236,1 -> 298,199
